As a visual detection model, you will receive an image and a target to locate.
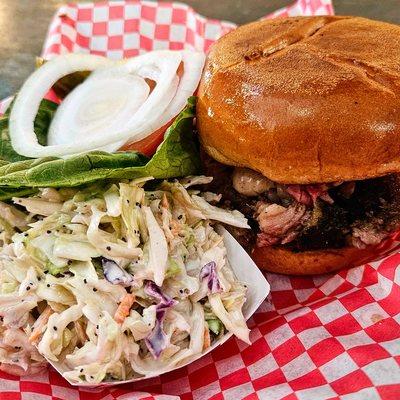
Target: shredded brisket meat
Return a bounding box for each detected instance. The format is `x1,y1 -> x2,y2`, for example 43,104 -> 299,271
255,203 -> 309,246
285,184 -> 334,206
201,153 -> 400,252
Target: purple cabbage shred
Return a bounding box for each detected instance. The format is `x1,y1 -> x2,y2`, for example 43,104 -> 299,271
199,261 -> 221,294
144,280 -> 177,309
144,309 -> 168,359
143,281 -> 177,359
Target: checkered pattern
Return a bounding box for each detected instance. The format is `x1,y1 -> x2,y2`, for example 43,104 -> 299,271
42,0 -> 236,59
2,1 -> 400,399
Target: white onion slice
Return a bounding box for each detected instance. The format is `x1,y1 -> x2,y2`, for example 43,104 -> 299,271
9,50 -> 205,158
119,50 -> 206,150
49,50 -> 181,154
9,54 -> 114,157
47,74 -> 150,147
160,50 -> 207,127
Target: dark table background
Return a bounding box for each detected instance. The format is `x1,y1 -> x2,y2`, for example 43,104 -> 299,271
0,0 -> 399,99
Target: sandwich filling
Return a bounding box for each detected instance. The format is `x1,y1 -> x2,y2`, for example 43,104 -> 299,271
202,155 -> 400,252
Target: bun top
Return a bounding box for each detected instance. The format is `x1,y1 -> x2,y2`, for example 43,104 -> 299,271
197,16 -> 400,184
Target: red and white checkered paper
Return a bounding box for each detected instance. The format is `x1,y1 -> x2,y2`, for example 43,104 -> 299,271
2,1 -> 400,399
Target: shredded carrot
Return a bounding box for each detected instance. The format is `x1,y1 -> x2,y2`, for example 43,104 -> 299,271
161,193 -> 170,209
28,306 -> 53,344
203,326 -> 211,350
74,320 -> 88,345
114,293 -> 136,324
170,220 -> 181,236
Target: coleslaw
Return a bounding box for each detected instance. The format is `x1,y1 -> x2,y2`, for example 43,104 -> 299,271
0,176 -> 250,383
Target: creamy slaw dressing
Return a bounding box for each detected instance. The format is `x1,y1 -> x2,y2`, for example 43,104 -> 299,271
0,177 -> 250,383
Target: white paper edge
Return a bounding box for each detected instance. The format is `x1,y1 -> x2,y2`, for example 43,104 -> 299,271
48,225 -> 270,387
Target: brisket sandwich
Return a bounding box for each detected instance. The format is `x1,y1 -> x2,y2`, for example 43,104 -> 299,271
197,16 -> 400,275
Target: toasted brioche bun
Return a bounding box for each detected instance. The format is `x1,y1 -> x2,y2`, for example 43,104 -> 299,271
251,244 -> 384,275
197,16 -> 400,184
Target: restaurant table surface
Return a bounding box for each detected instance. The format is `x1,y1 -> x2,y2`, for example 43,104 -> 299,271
0,0 -> 399,99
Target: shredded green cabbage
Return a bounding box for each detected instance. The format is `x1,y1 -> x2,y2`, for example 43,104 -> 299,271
0,176 -> 249,383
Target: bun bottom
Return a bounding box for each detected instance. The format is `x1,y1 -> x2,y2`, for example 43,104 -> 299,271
251,245 -> 382,275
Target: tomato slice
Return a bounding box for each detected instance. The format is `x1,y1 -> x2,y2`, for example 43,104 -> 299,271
121,63 -> 184,156
120,119 -> 174,157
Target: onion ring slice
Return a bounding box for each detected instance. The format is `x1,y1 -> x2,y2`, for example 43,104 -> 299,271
9,54 -> 114,157
120,50 -> 206,150
10,50 -> 204,158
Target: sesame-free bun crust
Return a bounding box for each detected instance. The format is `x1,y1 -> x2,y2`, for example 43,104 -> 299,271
197,16 -> 400,184
251,244 -> 382,275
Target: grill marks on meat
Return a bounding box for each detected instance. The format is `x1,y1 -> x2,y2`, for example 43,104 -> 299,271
255,203 -> 310,246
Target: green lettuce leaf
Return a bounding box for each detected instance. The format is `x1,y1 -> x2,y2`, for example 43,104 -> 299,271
0,99 -> 58,162
0,97 -> 200,191
0,187 -> 37,201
